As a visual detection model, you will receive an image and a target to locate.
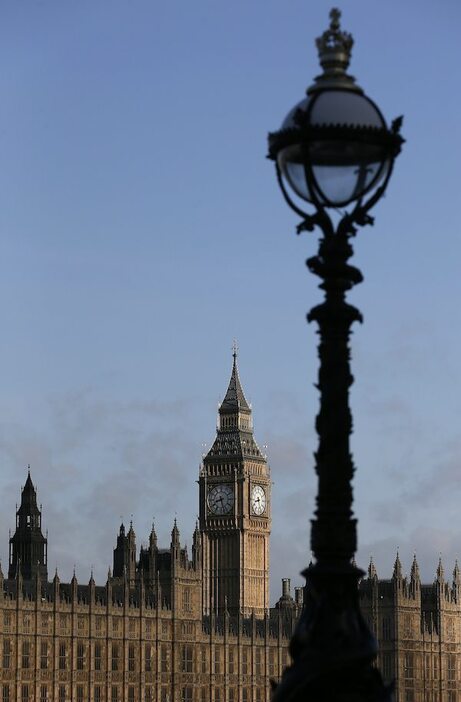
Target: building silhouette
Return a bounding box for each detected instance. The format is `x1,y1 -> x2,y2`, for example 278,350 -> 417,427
0,355 -> 302,702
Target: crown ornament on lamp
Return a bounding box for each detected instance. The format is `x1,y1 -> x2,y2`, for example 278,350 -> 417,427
310,8 -> 357,92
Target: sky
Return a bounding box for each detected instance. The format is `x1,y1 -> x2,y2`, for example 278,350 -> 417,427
0,0 -> 460,603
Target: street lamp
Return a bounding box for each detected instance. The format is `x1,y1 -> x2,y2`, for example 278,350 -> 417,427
268,9 -> 403,702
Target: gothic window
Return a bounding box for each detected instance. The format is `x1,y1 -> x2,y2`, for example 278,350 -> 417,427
77,686 -> 84,702
214,648 -> 221,674
404,692 -> 413,702
2,686 -> 9,702
21,641 -> 30,669
59,643 -> 66,670
200,646 -> 207,673
129,618 -> 136,634
181,689 -> 192,702
433,656 -> 439,678
160,688 -> 169,702
113,619 -> 120,634
128,688 -> 135,702
228,648 -> 235,674
3,639 -> 11,669
145,688 -> 152,702
78,616 -> 85,632
181,645 -> 193,673
381,617 -> 391,640
3,613 -> 10,631
404,653 -> 414,680
382,653 -> 392,680
95,642 -> 102,671
215,690 -> 221,702
242,689 -> 249,702
111,687 -> 118,702
77,642 -> 85,670
129,644 -> 135,672
145,643 -> 152,672
95,687 -> 101,702
58,687 -> 65,702
41,614 -> 49,633
255,648 -> 262,675
200,689 -> 207,702
23,615 -> 31,633
448,654 -> 456,681
40,642 -> 48,669
448,693 -> 456,702
242,648 -> 249,675
40,687 -> 48,702
96,616 -> 103,633
182,588 -> 191,612
145,620 -> 152,637
21,686 -> 29,702
112,644 -> 119,671
229,690 -> 235,702
59,615 -> 67,631
269,649 -> 276,677
256,690 -> 262,702
160,645 -> 169,673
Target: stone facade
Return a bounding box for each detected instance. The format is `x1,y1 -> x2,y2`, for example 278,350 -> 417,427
360,554 -> 461,702
0,356 -> 302,702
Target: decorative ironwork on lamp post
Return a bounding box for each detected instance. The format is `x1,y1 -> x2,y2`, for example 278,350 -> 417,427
268,9 -> 404,702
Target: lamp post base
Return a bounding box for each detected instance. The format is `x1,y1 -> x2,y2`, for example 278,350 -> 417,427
272,564 -> 393,702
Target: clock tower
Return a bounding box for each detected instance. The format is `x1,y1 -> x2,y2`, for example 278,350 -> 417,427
199,350 -> 271,618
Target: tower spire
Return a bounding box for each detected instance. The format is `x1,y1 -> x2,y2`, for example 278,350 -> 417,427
220,345 -> 250,413
9,470 -> 48,581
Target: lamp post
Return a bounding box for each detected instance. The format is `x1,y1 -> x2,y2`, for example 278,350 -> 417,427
268,9 -> 403,702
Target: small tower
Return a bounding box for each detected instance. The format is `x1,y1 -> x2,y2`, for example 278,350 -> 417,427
171,519 -> 180,559
8,470 -> 48,581
113,521 -> 137,585
368,556 -> 378,581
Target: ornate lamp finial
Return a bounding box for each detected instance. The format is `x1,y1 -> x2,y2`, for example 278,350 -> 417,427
310,8 -> 357,94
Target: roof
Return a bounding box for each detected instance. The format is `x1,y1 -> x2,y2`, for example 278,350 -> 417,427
220,352 -> 250,413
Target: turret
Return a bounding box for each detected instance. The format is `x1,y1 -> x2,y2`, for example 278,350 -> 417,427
453,560 -> 461,598
171,519 -> 180,559
8,470 -> 48,581
436,556 -> 444,584
71,570 -> 78,602
410,553 -> 420,582
149,521 -> 157,551
192,521 -> 201,567
368,556 -> 378,581
53,568 -> 60,602
392,551 -> 403,581
275,578 -> 296,610
113,521 -> 136,584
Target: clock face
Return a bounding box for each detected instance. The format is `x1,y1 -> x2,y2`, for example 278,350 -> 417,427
207,484 -> 234,515
251,485 -> 266,516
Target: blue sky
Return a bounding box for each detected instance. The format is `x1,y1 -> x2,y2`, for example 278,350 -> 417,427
0,0 -> 460,601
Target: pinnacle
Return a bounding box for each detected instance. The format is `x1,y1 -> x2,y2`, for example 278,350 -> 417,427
393,551 -> 402,580
437,556 -> 444,582
220,349 -> 250,413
